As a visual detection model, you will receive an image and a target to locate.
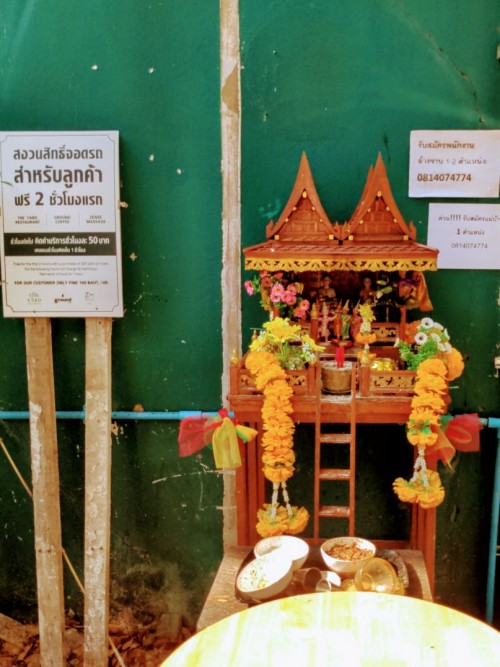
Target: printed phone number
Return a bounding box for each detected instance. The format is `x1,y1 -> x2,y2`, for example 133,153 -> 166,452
450,243 -> 488,249
416,173 -> 472,182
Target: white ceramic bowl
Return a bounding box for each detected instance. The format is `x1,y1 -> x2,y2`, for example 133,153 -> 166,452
320,536 -> 376,576
254,535 -> 310,571
236,554 -> 293,602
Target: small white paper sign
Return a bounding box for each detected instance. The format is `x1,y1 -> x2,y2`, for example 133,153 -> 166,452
409,130 -> 500,198
0,131 -> 123,317
427,203 -> 500,269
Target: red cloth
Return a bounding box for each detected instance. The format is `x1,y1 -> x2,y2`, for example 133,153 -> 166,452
425,413 -> 483,467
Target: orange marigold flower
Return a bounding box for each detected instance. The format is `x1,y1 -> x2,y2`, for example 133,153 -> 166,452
245,350 -> 276,374
417,358 -> 447,377
254,368 -> 286,391
262,406 -> 294,423
417,471 -> 445,509
263,465 -> 295,483
444,347 -> 464,382
262,423 -> 294,442
408,408 -> 441,427
393,477 -> 419,504
262,447 -> 296,466
256,503 -> 289,537
411,393 -> 446,413
285,506 -> 310,535
261,432 -> 293,449
415,372 -> 448,393
264,380 -> 293,399
393,471 -> 445,509
407,430 -> 439,448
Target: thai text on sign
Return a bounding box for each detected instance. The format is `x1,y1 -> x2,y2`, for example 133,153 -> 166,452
409,130 -> 500,198
0,131 -> 123,317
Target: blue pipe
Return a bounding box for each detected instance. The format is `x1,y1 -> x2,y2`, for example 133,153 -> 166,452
1,408 -> 498,621
0,410 -> 221,421
486,416 -> 500,625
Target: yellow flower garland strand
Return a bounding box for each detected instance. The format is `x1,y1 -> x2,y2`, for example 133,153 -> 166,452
246,350 -> 310,537
393,347 -> 464,510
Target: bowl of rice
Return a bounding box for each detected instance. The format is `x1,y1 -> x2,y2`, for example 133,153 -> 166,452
236,553 -> 293,602
320,536 -> 376,576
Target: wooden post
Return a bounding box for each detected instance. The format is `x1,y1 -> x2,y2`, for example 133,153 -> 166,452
220,0 -> 242,548
84,318 -> 113,666
24,317 -> 65,666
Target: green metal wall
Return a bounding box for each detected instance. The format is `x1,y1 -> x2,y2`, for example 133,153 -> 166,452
0,1 -> 498,625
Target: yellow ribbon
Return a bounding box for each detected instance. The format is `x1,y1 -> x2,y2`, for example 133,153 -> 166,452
211,417 -> 257,469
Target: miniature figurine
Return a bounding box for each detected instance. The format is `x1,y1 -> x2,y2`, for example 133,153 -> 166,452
359,275 -> 375,303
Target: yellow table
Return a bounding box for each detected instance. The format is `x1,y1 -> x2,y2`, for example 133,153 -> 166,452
163,592 -> 499,666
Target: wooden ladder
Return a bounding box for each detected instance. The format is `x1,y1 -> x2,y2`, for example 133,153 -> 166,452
313,361 -> 357,541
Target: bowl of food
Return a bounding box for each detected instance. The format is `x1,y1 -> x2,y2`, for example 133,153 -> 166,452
236,553 -> 294,602
320,536 -> 376,576
254,535 -> 310,571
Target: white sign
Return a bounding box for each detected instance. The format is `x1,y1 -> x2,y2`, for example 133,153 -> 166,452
0,131 -> 123,317
427,203 -> 500,269
409,130 -> 500,198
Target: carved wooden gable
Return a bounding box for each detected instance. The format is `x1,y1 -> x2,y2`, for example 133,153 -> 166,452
265,152 -> 339,242
244,152 -> 438,273
346,153 -> 416,243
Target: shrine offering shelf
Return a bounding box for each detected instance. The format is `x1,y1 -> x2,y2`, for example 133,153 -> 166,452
196,546 -> 433,632
229,391 -> 413,424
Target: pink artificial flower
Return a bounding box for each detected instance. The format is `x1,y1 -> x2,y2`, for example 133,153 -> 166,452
244,280 -> 255,296
299,299 -> 310,311
261,272 -> 272,288
293,305 -> 307,320
283,290 -> 297,305
270,283 -> 285,302
287,284 -> 297,295
274,272 -> 284,280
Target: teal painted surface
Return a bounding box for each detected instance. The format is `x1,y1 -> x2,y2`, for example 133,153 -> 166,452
0,0 -> 498,626
0,1 -> 224,624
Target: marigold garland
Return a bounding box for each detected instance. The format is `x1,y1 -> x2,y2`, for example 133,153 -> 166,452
393,321 -> 465,510
246,345 -> 311,537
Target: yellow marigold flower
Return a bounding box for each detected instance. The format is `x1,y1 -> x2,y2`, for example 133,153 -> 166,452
411,393 -> 446,413
417,358 -> 447,377
444,347 -> 464,382
393,471 -> 445,509
263,427 -> 295,444
408,408 -> 441,427
261,432 -> 294,449
263,465 -> 295,483
245,350 -> 276,373
263,380 -> 294,400
415,372 -> 448,394
262,416 -> 295,435
285,506 -> 310,535
355,332 -> 377,345
256,504 -> 289,537
417,471 -> 445,509
393,478 -> 419,504
262,408 -> 295,426
262,398 -> 294,418
262,448 -> 295,467
407,430 -> 438,448
254,368 -> 287,391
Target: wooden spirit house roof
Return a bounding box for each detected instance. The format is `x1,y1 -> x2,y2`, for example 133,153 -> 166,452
244,153 -> 438,273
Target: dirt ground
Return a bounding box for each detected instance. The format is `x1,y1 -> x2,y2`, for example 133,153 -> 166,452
0,610 -> 192,666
